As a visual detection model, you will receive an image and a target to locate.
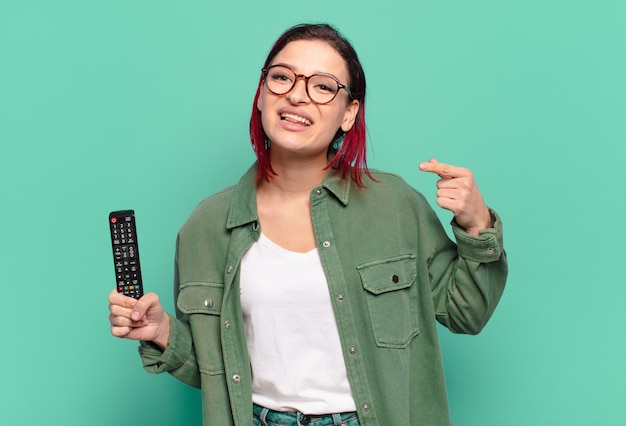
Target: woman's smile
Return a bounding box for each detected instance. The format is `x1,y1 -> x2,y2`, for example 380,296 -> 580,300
280,112 -> 312,127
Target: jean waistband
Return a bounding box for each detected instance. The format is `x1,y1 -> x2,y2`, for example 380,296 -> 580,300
253,403 -> 358,426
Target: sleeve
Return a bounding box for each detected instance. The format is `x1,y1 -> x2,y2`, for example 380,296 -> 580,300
136,237 -> 203,389
428,207 -> 508,335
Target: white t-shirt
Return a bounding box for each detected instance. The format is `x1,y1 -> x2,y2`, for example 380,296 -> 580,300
240,234 -> 356,414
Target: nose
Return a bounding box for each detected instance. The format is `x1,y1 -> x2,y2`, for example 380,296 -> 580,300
286,76 -> 310,104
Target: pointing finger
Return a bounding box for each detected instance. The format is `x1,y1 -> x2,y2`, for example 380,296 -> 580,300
419,158 -> 469,179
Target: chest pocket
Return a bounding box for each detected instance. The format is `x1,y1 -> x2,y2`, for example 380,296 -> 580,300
357,255 -> 419,348
178,282 -> 224,314
177,282 -> 225,375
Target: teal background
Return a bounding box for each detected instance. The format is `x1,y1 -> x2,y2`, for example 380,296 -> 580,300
1,1 -> 625,425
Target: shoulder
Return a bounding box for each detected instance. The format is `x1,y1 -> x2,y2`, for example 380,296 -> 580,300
178,184 -> 236,238
194,185 -> 236,214
360,169 -> 431,207
194,184 -> 236,215
182,164 -> 257,232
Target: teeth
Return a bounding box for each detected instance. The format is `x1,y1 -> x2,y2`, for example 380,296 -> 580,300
281,113 -> 311,126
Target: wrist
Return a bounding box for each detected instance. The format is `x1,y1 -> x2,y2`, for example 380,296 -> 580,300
152,314 -> 171,350
463,208 -> 492,236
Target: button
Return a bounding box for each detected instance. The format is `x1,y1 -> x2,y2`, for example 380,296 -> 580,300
363,404 -> 369,411
349,347 -> 356,355
392,274 -> 399,283
337,294 -> 344,301
232,374 -> 241,383
204,299 -> 213,308
315,189 -> 322,195
227,265 -> 233,274
224,320 -> 231,328
487,247 -> 494,252
322,241 -> 331,248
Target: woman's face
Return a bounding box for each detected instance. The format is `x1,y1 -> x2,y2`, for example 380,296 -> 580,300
257,39 -> 360,161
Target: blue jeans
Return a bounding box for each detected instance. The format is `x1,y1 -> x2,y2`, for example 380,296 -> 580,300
253,404 -> 360,426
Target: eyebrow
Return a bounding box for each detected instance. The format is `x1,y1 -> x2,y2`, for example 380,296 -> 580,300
270,62 -> 342,81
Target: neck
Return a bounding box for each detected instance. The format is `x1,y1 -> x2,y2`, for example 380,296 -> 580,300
259,154 -> 328,196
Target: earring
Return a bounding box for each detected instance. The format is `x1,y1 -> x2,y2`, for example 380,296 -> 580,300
264,139 -> 270,150
331,133 -> 345,151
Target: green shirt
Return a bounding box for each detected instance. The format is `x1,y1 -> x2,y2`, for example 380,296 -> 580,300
139,164 -> 508,426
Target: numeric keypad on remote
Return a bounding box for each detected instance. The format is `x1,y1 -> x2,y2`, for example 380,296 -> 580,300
109,210 -> 144,299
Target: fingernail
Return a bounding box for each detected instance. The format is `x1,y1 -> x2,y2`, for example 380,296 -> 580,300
131,311 -> 141,321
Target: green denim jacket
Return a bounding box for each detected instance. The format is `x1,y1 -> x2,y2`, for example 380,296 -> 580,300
139,164 -> 508,426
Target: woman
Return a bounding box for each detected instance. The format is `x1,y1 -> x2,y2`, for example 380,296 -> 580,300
108,23 -> 508,426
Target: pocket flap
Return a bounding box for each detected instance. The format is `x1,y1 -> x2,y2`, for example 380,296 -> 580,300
177,282 -> 224,315
357,255 -> 416,295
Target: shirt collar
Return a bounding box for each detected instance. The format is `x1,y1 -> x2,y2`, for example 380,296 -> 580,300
226,163 -> 352,230
321,166 -> 351,206
226,164 -> 259,230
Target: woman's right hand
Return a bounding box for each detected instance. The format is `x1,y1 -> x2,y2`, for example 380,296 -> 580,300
108,290 -> 170,350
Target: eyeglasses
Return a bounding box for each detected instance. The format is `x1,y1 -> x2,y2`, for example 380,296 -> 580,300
262,64 -> 353,105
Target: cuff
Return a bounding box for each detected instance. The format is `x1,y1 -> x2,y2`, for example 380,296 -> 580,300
138,313 -> 192,374
451,208 -> 504,263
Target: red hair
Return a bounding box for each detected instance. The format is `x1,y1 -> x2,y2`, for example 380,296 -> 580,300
249,24 -> 372,187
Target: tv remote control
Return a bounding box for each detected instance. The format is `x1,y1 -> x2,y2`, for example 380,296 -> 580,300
109,210 -> 144,299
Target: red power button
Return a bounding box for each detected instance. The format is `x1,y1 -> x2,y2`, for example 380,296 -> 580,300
111,218 -> 117,224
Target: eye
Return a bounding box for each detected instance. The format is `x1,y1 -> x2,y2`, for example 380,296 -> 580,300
315,83 -> 337,94
268,67 -> 294,84
310,75 -> 339,94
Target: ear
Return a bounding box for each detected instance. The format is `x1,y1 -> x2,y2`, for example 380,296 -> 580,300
340,99 -> 360,132
256,80 -> 265,112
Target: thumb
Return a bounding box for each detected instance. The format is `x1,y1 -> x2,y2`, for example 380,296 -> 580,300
131,292 -> 159,321
131,307 -> 144,321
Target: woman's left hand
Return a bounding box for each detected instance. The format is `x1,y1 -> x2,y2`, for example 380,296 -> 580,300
419,158 -> 491,236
